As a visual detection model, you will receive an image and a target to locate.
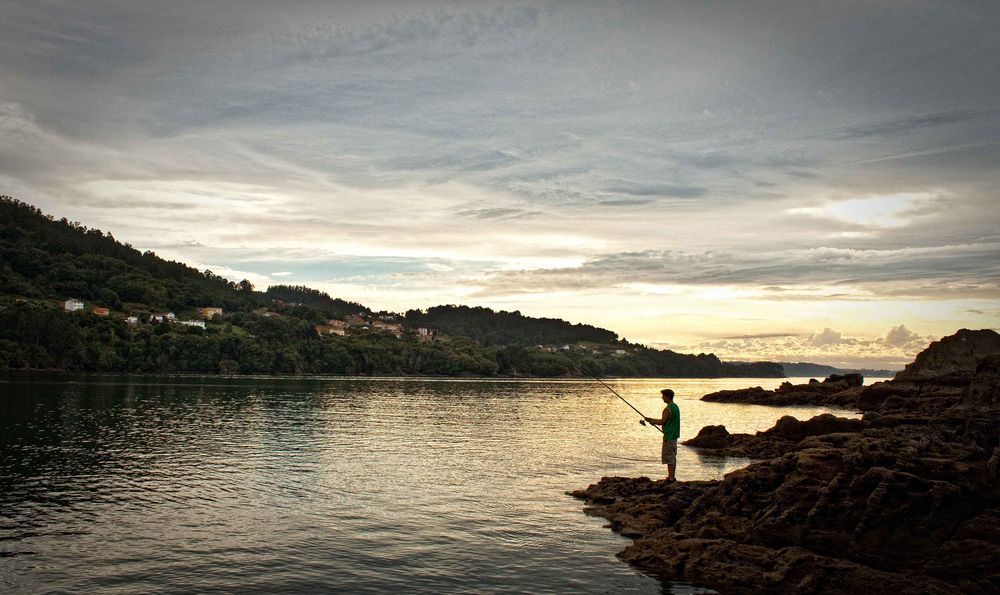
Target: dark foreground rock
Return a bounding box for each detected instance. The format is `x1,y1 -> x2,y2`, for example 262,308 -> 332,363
701,373 -> 863,407
895,328 -> 1000,380
682,413 -> 865,459
573,330 -> 1000,593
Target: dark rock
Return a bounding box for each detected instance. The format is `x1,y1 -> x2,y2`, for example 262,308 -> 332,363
569,477 -> 717,539
823,372 -> 863,387
859,377 -> 969,416
682,414 -> 864,459
683,425 -> 733,449
577,414 -> 1000,593
700,385 -> 771,402
953,353 -> 1000,412
895,328 -> 1000,381
575,330 -> 1000,593
702,375 -> 863,407
861,410 -> 881,422
762,413 -> 863,442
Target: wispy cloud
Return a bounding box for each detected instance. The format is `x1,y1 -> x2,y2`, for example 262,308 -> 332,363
473,243 -> 1000,299
830,111 -> 989,140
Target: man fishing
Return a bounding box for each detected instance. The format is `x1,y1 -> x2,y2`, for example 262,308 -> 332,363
644,388 -> 680,482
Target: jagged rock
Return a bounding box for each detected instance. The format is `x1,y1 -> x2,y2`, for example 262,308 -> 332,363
701,385 -> 772,402
853,331 -> 999,414
681,414 -> 864,459
683,425 -> 733,449
953,354 -> 1000,412
858,376 -> 970,415
569,477 -> 717,538
702,375 -> 863,407
764,413 -> 863,442
826,372 -> 863,386
895,328 -> 1000,380
576,415 -> 1000,593
576,330 -> 1000,593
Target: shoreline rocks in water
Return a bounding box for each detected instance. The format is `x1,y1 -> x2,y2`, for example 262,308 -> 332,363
681,413 -> 865,459
701,373 -> 863,407
572,329 -> 1000,594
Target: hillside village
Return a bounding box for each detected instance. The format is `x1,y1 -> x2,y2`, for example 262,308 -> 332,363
56,295 -> 640,358
60,296 -> 440,341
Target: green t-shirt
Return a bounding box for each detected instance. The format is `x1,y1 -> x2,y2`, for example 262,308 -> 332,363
662,402 -> 680,440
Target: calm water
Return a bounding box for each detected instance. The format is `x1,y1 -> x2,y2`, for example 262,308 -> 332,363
0,374 -> 859,593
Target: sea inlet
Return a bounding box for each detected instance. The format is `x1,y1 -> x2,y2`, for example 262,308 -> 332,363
1,374 -> 858,593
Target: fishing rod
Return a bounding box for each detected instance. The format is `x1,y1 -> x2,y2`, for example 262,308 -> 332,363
584,372 -> 663,434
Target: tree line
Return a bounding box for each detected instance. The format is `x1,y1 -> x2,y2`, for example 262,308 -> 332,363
0,301 -> 781,377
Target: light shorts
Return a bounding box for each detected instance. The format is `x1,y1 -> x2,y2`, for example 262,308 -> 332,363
661,439 -> 678,465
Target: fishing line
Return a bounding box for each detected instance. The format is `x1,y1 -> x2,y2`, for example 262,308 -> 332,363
603,454 -> 661,463
584,372 -> 664,434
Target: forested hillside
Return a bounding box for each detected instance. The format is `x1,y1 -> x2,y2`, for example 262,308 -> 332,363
0,197 -> 783,377
0,197 -> 253,312
405,305 -> 617,346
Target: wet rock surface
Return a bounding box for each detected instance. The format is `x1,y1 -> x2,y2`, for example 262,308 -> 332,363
701,373 -> 863,407
573,330 -> 1000,593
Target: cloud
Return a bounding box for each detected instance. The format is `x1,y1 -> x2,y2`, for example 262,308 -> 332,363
676,151 -> 737,169
830,111 -> 988,140
455,207 -> 537,221
695,325 -> 938,369
786,193 -> 940,229
881,324 -> 923,349
809,328 -> 851,347
601,179 -> 708,198
274,5 -> 542,62
719,332 -> 801,340
473,243 -> 1000,299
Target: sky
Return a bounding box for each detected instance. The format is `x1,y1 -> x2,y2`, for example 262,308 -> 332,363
1,1 -> 998,369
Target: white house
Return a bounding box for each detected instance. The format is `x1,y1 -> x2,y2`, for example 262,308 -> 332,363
415,327 -> 437,343
63,298 -> 84,312
176,320 -> 206,329
372,320 -> 404,337
315,324 -> 347,336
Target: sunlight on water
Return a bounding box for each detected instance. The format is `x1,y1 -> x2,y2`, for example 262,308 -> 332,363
0,374 -> 857,593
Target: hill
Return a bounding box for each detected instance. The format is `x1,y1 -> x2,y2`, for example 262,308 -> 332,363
0,196 -> 782,377
404,304 -> 617,346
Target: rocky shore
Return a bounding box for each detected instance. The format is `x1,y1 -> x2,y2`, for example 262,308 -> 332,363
700,373 -> 863,408
571,329 -> 1000,593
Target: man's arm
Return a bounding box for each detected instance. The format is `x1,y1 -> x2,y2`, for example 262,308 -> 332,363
645,406 -> 672,426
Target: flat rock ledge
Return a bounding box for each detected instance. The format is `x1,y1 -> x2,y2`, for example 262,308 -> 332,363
701,373 -> 863,407
572,334 -> 1000,594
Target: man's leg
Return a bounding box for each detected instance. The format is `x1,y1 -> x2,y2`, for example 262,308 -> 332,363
662,440 -> 678,481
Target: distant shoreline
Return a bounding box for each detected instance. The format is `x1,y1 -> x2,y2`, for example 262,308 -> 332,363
0,367 -> 894,381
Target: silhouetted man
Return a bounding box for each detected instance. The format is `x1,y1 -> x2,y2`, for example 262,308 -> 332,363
645,388 -> 680,482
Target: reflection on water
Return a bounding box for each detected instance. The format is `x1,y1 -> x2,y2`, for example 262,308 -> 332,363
0,374 -> 856,593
